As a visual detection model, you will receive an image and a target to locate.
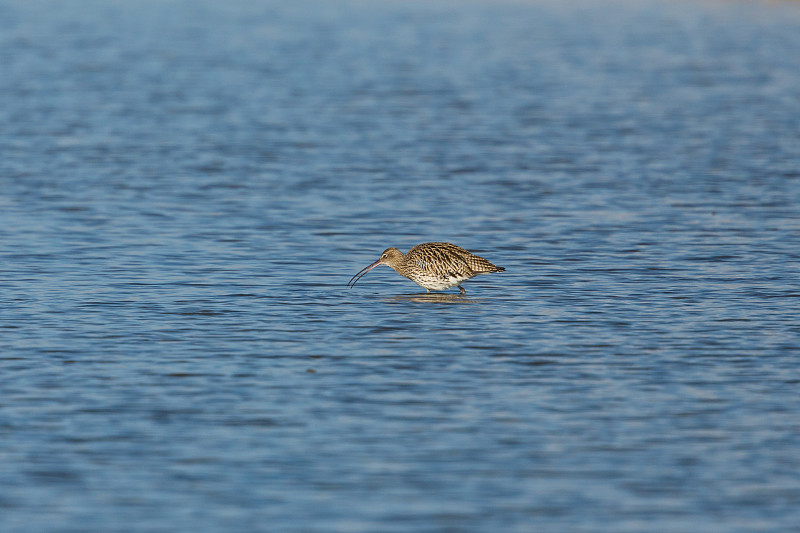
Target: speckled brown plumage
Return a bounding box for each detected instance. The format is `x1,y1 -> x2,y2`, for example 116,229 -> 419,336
347,242 -> 505,294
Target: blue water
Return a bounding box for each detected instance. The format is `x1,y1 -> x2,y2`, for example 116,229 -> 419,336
1,0 -> 799,531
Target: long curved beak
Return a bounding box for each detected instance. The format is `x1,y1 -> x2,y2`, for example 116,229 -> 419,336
347,259 -> 382,288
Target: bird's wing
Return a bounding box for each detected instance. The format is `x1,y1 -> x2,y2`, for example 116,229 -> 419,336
408,244 -> 474,277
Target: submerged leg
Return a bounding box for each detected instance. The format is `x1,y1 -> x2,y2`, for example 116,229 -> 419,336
458,285 -> 466,295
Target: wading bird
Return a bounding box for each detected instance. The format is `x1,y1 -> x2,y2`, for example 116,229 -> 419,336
347,242 -> 504,294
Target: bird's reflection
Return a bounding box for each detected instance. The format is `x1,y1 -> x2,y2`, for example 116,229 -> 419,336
385,293 -> 482,304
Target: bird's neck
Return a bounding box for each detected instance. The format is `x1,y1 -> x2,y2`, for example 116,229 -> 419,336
390,255 -> 408,275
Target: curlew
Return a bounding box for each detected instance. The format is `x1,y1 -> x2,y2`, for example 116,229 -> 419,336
347,242 -> 505,294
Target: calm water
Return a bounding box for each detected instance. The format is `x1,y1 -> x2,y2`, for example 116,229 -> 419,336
1,0 -> 799,531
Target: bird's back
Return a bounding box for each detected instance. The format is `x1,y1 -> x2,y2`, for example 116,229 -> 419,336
405,242 -> 504,278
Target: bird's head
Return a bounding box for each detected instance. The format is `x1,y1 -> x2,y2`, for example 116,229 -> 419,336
347,247 -> 405,289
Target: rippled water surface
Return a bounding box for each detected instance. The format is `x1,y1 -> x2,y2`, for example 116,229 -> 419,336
2,0 -> 799,531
